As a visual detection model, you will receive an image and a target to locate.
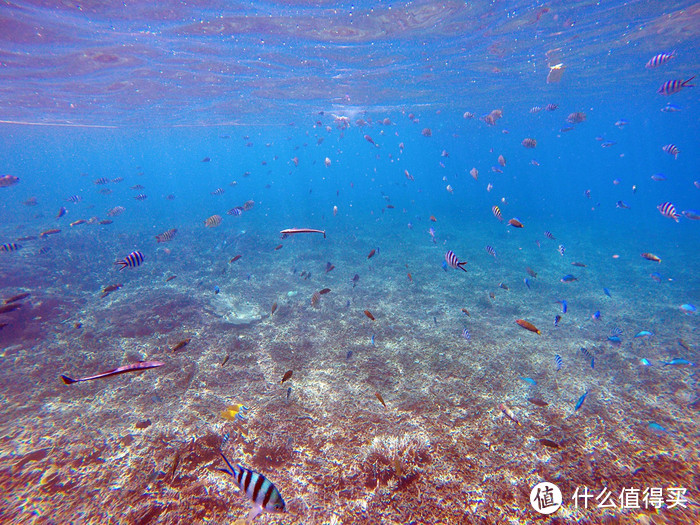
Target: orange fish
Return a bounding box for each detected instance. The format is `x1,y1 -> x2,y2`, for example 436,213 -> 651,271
375,392 -> 387,408
516,319 -> 540,334
407,273 -> 412,282
641,253 -> 661,263
508,218 -> 524,228
363,310 -> 375,321
39,228 -> 61,237
319,288 -> 331,295
230,255 -> 242,263
498,154 -> 506,167
430,215 -> 437,222
274,244 -> 283,250
461,308 -> 470,316
470,167 -> 478,180
271,302 -> 278,315
281,370 -> 293,384
367,249 -> 376,259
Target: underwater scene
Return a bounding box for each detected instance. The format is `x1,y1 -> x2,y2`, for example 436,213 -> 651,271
0,1 -> 698,524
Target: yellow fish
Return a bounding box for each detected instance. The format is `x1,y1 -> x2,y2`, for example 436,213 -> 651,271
221,403 -> 249,421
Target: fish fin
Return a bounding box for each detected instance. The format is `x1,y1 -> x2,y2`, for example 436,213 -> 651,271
247,504 -> 263,523
220,451 -> 237,473
61,375 -> 77,384
216,468 -> 234,476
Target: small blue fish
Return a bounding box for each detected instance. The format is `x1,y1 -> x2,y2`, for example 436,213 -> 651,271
346,350 -> 353,360
640,358 -> 652,366
607,335 -> 621,345
524,278 -> 530,290
214,286 -> 220,295
647,422 -> 671,435
592,310 -> 601,320
561,274 -> 577,283
650,272 -> 662,283
634,330 -> 653,338
441,261 -> 448,272
661,103 -> 681,113
661,358 -> 695,367
603,288 -> 611,297
554,315 -> 561,327
557,299 -> 567,313
286,387 -> 292,400
680,304 -> 696,314
554,354 -> 563,371
520,377 -> 537,386
370,334 -> 375,346
462,328 -> 471,340
574,391 -> 588,411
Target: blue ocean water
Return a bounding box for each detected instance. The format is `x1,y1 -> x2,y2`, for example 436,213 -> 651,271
0,2 -> 698,524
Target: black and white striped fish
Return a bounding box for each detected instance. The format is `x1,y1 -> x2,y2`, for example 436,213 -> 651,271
227,206 -> 244,216
217,452 -> 286,522
155,228 -> 177,243
462,328 -> 471,340
485,245 -> 497,258
94,177 -> 110,185
445,250 -> 467,272
134,194 -> 147,201
0,243 -> 21,252
545,103 -> 558,111
558,244 -> 565,256
115,250 -> 144,270
658,76 -> 694,95
609,327 -> 623,337
662,143 -> 679,158
645,51 -> 675,69
544,231 -> 555,240
66,195 -> 82,203
211,188 -> 225,196
492,205 -> 503,221
657,201 -> 680,222
554,354 -> 563,371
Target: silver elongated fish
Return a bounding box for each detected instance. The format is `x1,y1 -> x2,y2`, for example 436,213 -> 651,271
280,227 -> 326,238
218,452 -> 286,521
61,361 -> 164,384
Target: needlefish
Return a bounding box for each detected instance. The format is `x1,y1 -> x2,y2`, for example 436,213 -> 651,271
217,452 -> 286,522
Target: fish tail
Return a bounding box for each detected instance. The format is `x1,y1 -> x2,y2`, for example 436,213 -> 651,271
216,468 -> 234,476
458,262 -> 468,272
323,231 -> 326,238
683,75 -> 695,87
61,375 -> 77,384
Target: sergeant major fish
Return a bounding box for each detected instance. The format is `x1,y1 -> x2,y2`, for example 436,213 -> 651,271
216,452 -> 285,522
